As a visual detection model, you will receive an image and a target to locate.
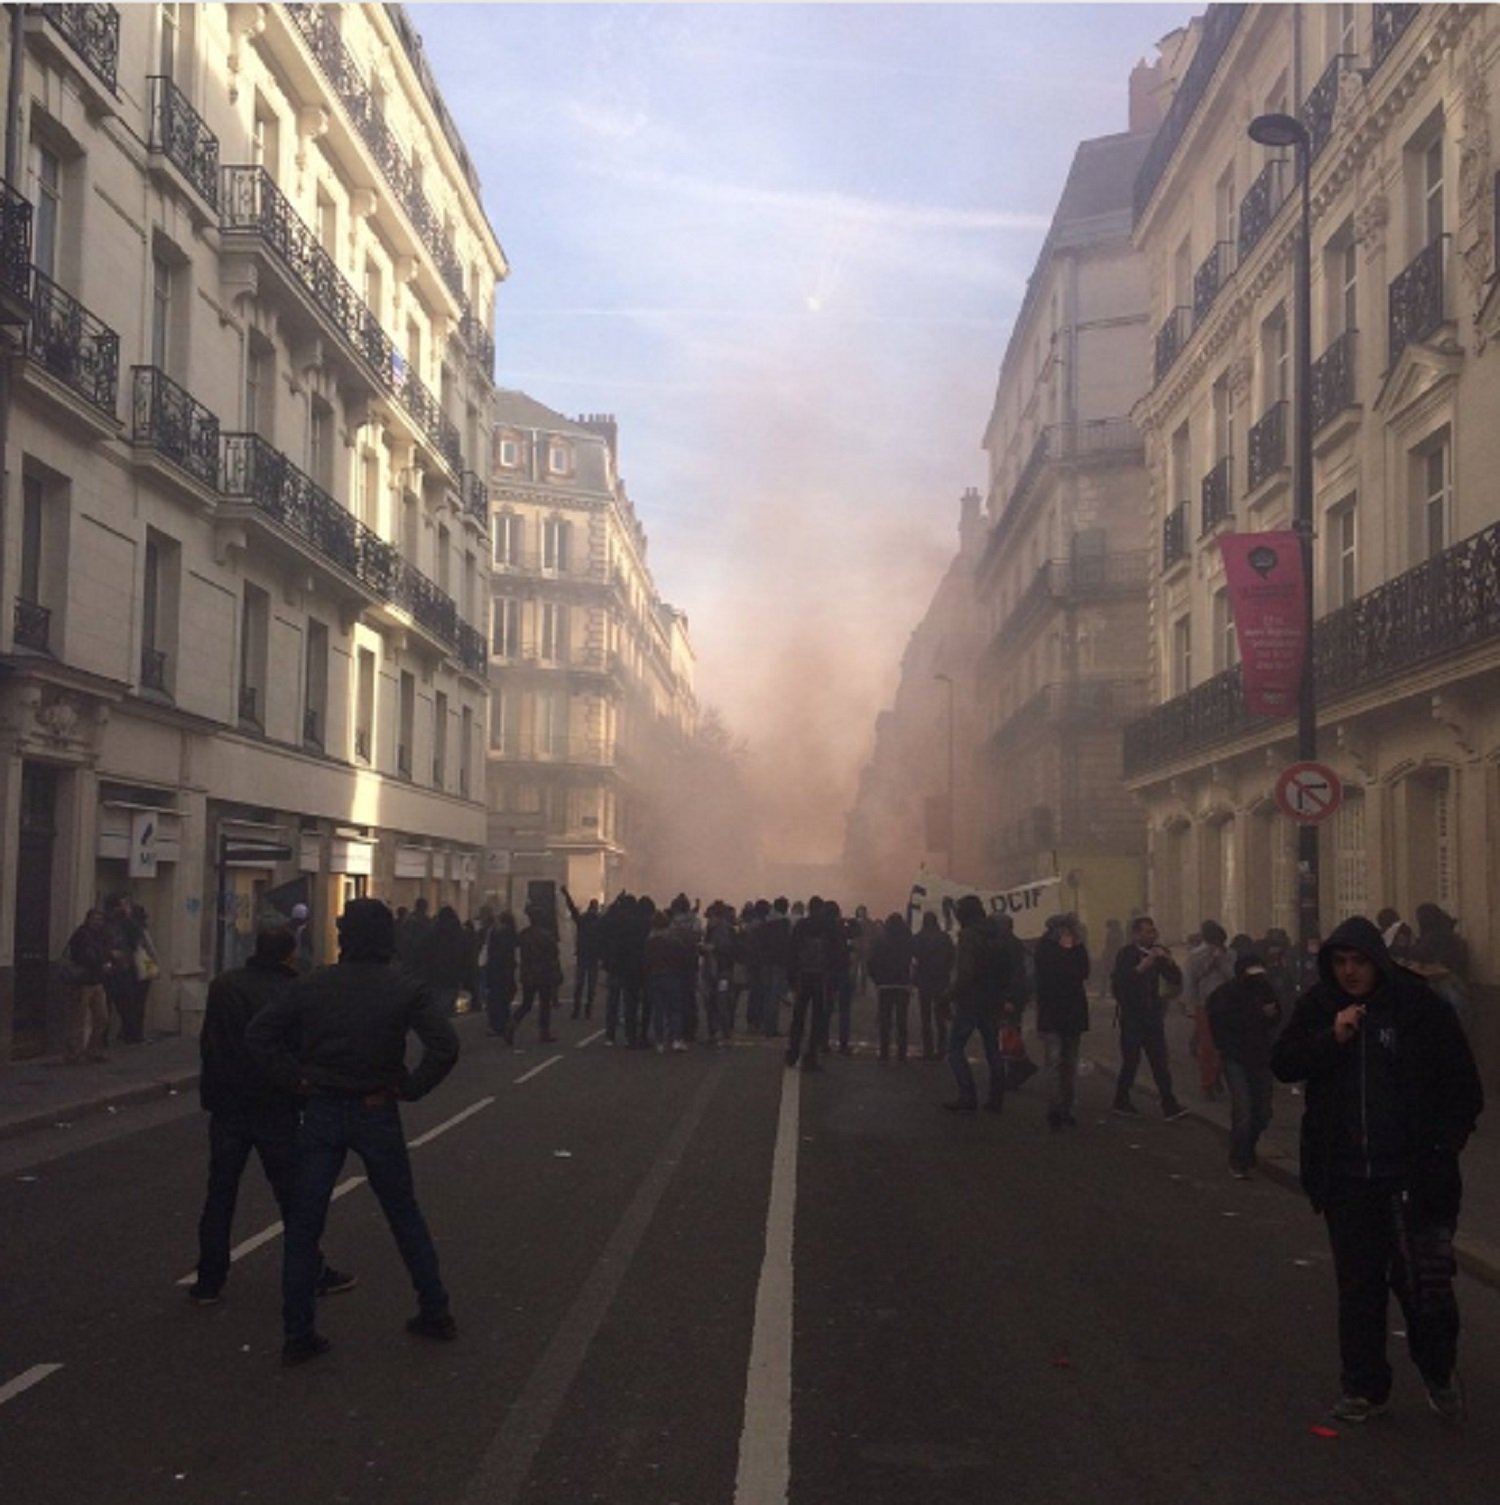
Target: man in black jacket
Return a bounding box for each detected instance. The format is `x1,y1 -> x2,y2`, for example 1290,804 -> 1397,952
1109,916 -> 1187,1120
1272,916 -> 1483,1423
942,897 -> 1009,1113
247,899 -> 460,1366
191,927 -> 354,1305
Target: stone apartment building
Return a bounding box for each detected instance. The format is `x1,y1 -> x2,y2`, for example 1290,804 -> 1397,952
972,126 -> 1157,939
485,391 -> 696,908
1124,4 -> 1500,1076
0,4 -> 505,1059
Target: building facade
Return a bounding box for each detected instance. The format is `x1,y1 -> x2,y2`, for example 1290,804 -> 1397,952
485,392 -> 696,907
1125,4 -> 1500,1077
0,3 -> 505,1059
972,128 -> 1157,939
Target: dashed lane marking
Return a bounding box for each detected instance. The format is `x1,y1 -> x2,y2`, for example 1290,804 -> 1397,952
575,1030 -> 605,1049
514,1054 -> 565,1086
408,1096 -> 497,1148
0,1364 -> 64,1408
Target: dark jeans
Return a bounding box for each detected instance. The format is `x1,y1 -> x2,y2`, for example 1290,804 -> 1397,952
622,976 -> 646,1046
1222,1058 -> 1273,1171
786,976 -> 826,1065
197,1106 -> 299,1292
948,1006 -> 1003,1107
282,1095 -> 448,1341
832,974 -> 853,1050
573,956 -> 599,1013
605,971 -> 624,1041
1115,1007 -> 1181,1113
1324,1176 -> 1460,1404
762,965 -> 788,1036
511,982 -> 556,1039
486,977 -> 515,1034
647,972 -> 682,1044
877,986 -> 910,1058
916,984 -> 942,1056
106,971 -> 140,1044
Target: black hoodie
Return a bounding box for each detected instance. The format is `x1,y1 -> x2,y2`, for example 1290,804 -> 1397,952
1270,915 -> 1483,1217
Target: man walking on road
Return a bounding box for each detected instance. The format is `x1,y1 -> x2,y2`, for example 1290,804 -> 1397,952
1271,916 -> 1483,1423
1110,916 -> 1187,1120
247,898 -> 459,1366
943,896 -> 1009,1114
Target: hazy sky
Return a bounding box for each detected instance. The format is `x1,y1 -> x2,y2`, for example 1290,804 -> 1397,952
413,2 -> 1197,866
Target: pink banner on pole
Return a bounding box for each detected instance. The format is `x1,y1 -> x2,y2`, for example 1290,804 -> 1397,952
1218,532 -> 1307,717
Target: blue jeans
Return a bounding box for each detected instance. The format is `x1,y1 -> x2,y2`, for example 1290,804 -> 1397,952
947,1007 -> 1004,1107
1222,1058 -> 1273,1171
648,972 -> 682,1044
282,1095 -> 448,1340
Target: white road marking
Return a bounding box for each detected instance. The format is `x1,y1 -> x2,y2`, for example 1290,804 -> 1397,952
513,1054 -> 564,1085
733,1061 -> 800,1505
575,1029 -> 605,1049
0,1364 -> 63,1408
407,1096 -> 496,1148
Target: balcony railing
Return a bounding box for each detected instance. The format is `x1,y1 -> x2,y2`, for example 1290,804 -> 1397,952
1163,502 -> 1189,568
13,598 -> 51,652
460,470 -> 488,528
1388,236 -> 1447,366
1246,401 -> 1286,491
132,367 -> 220,490
1303,54 -> 1352,162
1193,242 -> 1232,324
148,76 -> 219,209
283,4 -> 466,304
1124,519 -> 1500,778
239,685 -> 261,728
1200,456 -> 1233,534
457,621 -> 488,678
993,553 -> 1150,651
1154,306 -> 1192,384
140,647 -> 168,693
39,4 -> 119,94
459,307 -> 495,374
990,679 -> 1152,750
26,269 -> 119,417
220,166 -> 462,471
390,557 -> 458,646
1237,159 -> 1284,263
492,735 -> 616,767
1,181 -> 33,309
1371,4 -> 1420,72
1134,5 -> 1247,224
1311,329 -> 1357,433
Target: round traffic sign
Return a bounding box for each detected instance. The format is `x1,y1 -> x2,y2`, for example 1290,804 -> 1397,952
1274,761 -> 1344,825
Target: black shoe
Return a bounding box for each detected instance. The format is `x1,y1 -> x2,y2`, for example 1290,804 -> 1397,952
316,1266 -> 358,1297
406,1311 -> 458,1342
281,1332 -> 331,1367
1163,1102 -> 1190,1121
187,1281 -> 222,1306
943,1099 -> 978,1113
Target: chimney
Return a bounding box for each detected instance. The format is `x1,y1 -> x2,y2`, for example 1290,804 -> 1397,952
958,486 -> 983,552
576,412 -> 618,464
1128,54 -> 1166,134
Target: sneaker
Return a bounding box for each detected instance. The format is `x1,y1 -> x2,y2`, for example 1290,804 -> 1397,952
1330,1394 -> 1386,1423
281,1332 -> 332,1367
316,1266 -> 358,1297
406,1311 -> 458,1342
672,1041 -> 688,1052
1163,1103 -> 1190,1122
187,1282 -> 222,1306
1111,1101 -> 1140,1116
1427,1376 -> 1466,1421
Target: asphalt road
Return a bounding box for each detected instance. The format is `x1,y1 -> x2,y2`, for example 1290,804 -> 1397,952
1,999 -> 1495,1505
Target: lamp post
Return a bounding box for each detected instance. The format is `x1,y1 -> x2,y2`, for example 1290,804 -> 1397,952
1248,111 -> 1319,961
934,672 -> 956,879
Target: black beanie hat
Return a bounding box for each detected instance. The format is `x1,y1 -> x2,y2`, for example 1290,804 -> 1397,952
338,898 -> 396,961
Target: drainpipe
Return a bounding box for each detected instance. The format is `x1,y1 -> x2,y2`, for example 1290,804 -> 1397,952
0,6 -> 25,637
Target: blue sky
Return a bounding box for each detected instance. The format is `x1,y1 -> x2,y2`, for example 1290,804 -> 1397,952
413,2 -> 1197,862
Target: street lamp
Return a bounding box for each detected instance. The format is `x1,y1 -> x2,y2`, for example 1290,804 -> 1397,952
934,672 -> 956,879
1248,112 -> 1320,962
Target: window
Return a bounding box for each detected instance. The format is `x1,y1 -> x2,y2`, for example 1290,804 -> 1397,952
1214,163 -> 1237,254
1423,132 -> 1444,245
491,596 -> 520,657
491,686 -> 520,752
159,2 -> 181,82
363,258 -> 383,323
239,584 -> 269,728
539,601 -> 567,662
1261,305 -> 1289,405
20,474 -> 44,607
317,191 -> 338,261
463,552 -> 477,623
459,706 -> 473,796
357,450 -> 380,528
1327,496 -> 1357,608
1324,3 -> 1356,60
493,512 -> 524,566
1211,372 -> 1234,462
355,648 -> 375,762
436,524 -> 451,594
1334,789 -> 1368,918
495,434 -> 519,470
398,671 -> 416,777
542,517 -> 570,574
537,690 -> 567,755
244,338 -> 271,435
304,620 -> 328,749
1171,614 -> 1192,696
402,495 -> 420,565
141,529 -> 180,694
547,442 -> 570,476
1172,237 -> 1192,308
33,143 -> 61,281
433,690 -> 448,787
1414,429 -> 1451,560
1171,422 -> 1190,505
1212,588 -> 1237,673
406,318 -> 422,377
309,399 -> 334,491
251,99 -> 279,175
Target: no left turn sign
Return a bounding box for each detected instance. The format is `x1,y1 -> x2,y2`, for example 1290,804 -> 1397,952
1275,761 -> 1344,825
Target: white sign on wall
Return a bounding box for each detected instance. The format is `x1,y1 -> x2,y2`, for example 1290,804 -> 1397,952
129,810 -> 160,878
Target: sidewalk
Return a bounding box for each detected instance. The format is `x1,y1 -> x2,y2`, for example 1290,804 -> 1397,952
1079,999 -> 1500,1291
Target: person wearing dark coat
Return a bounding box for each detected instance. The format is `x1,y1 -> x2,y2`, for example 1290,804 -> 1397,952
1206,951 -> 1282,1177
561,886 -> 602,1020
1271,915 -> 1484,1423
867,913 -> 914,1061
758,897 -> 793,1038
1034,915 -> 1090,1129
911,912 -> 956,1060
191,926 -> 353,1304
1109,916 -> 1186,1120
484,911 -> 519,1038
786,897 -> 836,1071
417,905 -> 470,1015
510,908 -> 563,1044
246,899 -> 460,1365
942,897 -> 1010,1113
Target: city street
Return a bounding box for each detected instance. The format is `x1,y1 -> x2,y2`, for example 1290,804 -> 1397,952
1,1002 -> 1495,1505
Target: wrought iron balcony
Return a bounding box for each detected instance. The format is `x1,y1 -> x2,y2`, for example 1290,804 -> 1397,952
39,4 -> 118,94
460,470 -> 488,528
132,367 -> 220,490
283,4 -> 466,304
140,647 -> 169,693
148,76 -> 219,209
1,181 -> 33,312
1237,159 -> 1284,263
1163,502 -> 1189,569
1303,54 -> 1352,162
1371,4 -> 1420,72
457,621 -> 488,678
1388,236 -> 1447,367
1154,306 -> 1192,384
1200,456 -> 1233,534
1246,401 -> 1286,491
1123,664 -> 1246,778
239,685 -> 262,728
990,552 -> 1150,653
354,727 -> 371,763
220,166 -> 462,472
26,269 -> 119,417
459,307 -> 495,373
1311,330 -> 1357,433
989,679 -> 1152,751
13,598 -> 51,652
1193,242 -> 1232,324
303,707 -> 322,749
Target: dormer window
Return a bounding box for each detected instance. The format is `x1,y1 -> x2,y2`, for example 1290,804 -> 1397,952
547,442 -> 571,476
494,432 -> 519,470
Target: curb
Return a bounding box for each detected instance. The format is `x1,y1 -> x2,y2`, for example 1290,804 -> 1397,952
0,1071 -> 200,1144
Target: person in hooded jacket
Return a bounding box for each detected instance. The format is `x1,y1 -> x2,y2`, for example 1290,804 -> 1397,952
1206,951 -> 1282,1178
417,905 -> 471,1015
942,896 -> 1008,1113
510,906 -> 563,1044
867,913 -> 914,1061
1034,915 -> 1090,1129
484,910 -> 519,1038
911,911 -> 956,1061
1271,915 -> 1483,1423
